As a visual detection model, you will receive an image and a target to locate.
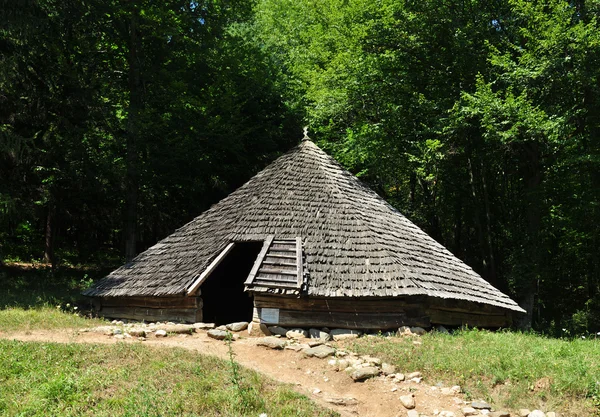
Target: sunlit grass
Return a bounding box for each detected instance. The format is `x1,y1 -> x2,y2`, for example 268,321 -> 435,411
349,329 -> 600,415
0,340 -> 338,417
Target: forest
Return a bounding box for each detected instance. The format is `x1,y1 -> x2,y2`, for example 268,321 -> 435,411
1,0 -> 599,335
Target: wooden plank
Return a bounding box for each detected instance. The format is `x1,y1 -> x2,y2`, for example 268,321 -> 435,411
274,309 -> 430,330
296,237 -> 303,289
186,242 -> 235,295
427,308 -> 510,327
100,306 -> 198,323
258,268 -> 297,276
254,295 -> 423,314
100,296 -> 199,309
244,235 -> 274,285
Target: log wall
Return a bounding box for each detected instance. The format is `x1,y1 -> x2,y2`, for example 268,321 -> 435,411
93,296 -> 202,323
253,294 -> 513,329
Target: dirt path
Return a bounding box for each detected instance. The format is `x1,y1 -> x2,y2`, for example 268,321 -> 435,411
1,329 -> 468,417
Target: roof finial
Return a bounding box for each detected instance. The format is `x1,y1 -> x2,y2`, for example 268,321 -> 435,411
302,126 -> 310,141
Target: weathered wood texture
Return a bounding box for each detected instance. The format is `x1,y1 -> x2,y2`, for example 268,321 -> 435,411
254,295 -> 512,329
94,296 -> 202,323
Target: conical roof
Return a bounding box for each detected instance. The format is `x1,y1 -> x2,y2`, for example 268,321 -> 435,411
85,138 -> 524,313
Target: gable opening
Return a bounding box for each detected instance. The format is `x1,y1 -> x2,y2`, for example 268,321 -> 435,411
199,242 -> 262,325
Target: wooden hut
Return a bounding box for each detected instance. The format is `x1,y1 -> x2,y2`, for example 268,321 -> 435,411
84,134 -> 525,328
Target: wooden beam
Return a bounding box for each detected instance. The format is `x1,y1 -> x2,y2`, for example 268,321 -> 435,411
186,242 -> 235,295
244,235 -> 273,285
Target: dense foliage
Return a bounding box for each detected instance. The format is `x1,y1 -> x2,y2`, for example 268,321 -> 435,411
1,0 -> 598,334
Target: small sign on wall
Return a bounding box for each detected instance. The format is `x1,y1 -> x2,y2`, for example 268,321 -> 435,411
260,308 -> 280,324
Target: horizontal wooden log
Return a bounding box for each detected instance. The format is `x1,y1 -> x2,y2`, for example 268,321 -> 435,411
269,309 -> 430,329
427,308 -> 511,327
97,296 -> 200,309
254,295 -> 425,314
99,306 -> 199,323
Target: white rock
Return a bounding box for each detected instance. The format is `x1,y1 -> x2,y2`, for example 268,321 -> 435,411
518,410 -> 532,417
398,326 -> 413,336
395,373 -> 405,381
408,411 -> 419,417
381,362 -> 396,375
226,322 -> 249,332
462,407 -> 478,416
286,328 -> 309,339
193,322 -> 215,330
330,329 -> 362,341
155,329 -> 167,337
528,411 -> 546,417
546,413 -> 556,417
399,394 -> 416,409
206,329 -> 230,340
451,385 -> 462,393
407,371 -> 422,379
312,388 -> 321,394
114,334 -> 125,339
440,412 -> 456,417
256,337 -> 286,349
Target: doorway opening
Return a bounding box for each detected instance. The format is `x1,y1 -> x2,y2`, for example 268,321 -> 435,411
200,241 -> 262,325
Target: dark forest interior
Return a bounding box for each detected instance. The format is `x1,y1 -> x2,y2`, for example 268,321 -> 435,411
200,242 -> 263,325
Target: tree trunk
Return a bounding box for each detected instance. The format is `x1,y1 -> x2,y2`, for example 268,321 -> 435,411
125,3 -> 142,262
517,142 -> 543,329
43,201 -> 55,267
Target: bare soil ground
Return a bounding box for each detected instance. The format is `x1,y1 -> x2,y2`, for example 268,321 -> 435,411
0,328 -> 471,417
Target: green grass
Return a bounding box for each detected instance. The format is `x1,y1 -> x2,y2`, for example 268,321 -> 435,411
0,263 -> 109,332
0,340 -> 338,417
0,305 -> 105,332
349,329 -> 600,416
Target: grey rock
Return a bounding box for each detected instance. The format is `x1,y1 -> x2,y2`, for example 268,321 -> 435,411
489,412 -> 511,417
462,407 -> 478,416
362,355 -> 382,366
472,401 -> 492,410
193,322 -> 215,330
309,328 -> 331,341
155,329 -> 167,338
226,322 -> 249,332
350,366 -> 380,381
158,324 -> 195,334
436,325 -> 450,334
307,340 -> 324,348
112,328 -> 123,335
399,394 -> 416,409
410,326 -> 427,335
303,345 -> 336,359
128,328 -> 146,337
215,325 -> 227,331
381,363 -> 396,375
528,411 -> 546,417
257,337 -> 287,349
268,326 -> 288,336
286,328 -> 309,339
284,344 -> 305,352
325,397 -> 358,406
207,329 -> 230,340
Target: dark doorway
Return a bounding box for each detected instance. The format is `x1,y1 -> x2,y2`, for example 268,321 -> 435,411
200,242 -> 262,325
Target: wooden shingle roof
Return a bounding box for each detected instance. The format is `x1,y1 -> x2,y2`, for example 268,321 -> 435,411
84,137 -> 525,313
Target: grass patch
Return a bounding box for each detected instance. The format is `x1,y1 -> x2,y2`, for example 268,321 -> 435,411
0,340 -> 338,417
349,329 -> 600,415
0,305 -> 105,332
0,263 -> 110,332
